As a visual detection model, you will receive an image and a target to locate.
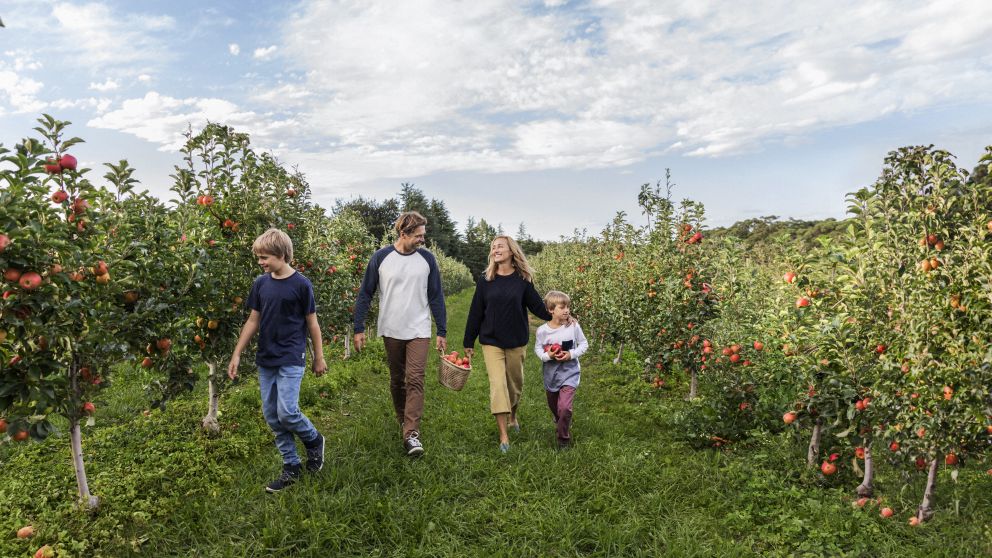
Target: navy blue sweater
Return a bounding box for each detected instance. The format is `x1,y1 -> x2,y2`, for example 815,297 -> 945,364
463,272 -> 552,349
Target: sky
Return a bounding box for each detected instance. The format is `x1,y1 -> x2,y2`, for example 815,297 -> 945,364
1,0 -> 991,240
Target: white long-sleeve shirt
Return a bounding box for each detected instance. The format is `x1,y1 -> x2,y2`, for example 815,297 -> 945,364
534,321 -> 588,391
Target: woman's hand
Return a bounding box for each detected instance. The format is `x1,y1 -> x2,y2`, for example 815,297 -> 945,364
464,347 -> 474,359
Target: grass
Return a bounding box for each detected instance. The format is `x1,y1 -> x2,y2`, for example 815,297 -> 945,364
3,289 -> 991,557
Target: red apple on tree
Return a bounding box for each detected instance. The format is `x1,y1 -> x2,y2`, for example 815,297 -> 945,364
0,234 -> 9,253
19,272 -> 42,290
44,158 -> 62,174
60,153 -> 78,170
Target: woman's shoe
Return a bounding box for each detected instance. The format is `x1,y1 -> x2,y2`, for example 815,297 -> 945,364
499,442 -> 510,454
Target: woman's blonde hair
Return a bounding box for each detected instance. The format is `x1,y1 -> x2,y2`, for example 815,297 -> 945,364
543,290 -> 571,310
484,235 -> 535,282
252,228 -> 294,263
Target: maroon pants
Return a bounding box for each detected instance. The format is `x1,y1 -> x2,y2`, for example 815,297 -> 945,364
383,337 -> 429,440
546,386 -> 576,442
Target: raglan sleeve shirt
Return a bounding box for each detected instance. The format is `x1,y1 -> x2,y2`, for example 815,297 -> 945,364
352,246 -> 446,340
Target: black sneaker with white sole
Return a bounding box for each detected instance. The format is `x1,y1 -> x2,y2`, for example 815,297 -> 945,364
404,432 -> 424,457
265,463 -> 302,493
304,433 -> 325,473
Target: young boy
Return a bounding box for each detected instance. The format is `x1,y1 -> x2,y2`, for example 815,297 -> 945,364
228,228 -> 327,493
534,291 -> 588,449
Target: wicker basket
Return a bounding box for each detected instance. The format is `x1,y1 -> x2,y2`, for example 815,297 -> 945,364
438,352 -> 471,391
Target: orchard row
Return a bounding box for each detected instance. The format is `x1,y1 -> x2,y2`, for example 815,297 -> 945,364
533,147 -> 992,524
0,116 -> 470,508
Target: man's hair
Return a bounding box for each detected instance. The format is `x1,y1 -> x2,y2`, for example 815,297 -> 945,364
252,228 -> 294,263
394,211 -> 428,236
544,290 -> 571,310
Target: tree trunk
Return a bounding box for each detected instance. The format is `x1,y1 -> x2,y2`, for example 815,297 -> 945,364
806,417 -> 823,468
344,326 -> 352,359
917,457 -> 939,522
856,439 -> 874,497
201,362 -> 221,434
688,367 -> 698,399
70,419 -> 99,509
68,357 -> 99,510
612,342 -> 624,365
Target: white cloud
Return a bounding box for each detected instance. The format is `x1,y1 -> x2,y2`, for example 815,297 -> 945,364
266,0 -> 992,187
89,78 -> 120,92
229,43 -> 241,56
0,69 -> 46,115
87,91 -> 297,151
50,2 -> 175,68
253,45 -> 278,59
137,74 -> 152,83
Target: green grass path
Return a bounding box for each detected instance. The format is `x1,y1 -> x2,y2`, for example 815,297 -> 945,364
168,289 -> 747,557
5,289 -> 989,557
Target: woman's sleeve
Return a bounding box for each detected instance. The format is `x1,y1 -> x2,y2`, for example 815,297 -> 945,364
462,279 -> 485,348
524,280 -> 552,320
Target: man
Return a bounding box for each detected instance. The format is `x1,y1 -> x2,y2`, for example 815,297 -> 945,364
353,211 -> 447,456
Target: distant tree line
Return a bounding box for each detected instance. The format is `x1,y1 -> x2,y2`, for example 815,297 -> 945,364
707,215 -> 850,255
333,184 -> 544,279
336,185 -> 862,280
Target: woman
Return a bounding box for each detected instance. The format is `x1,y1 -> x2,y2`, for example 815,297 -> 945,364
464,235 -> 552,453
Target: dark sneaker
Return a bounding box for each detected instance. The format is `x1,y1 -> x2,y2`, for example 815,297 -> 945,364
304,434 -> 325,473
265,464 -> 302,493
404,432 -> 424,457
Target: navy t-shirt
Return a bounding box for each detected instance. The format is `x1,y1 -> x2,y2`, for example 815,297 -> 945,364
247,271 -> 316,367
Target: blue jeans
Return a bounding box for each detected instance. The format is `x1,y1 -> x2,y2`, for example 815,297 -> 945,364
258,365 -> 319,466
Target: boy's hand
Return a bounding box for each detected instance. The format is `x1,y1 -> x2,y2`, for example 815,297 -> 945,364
313,357 -> 327,377
554,350 -> 572,361
227,356 -> 240,380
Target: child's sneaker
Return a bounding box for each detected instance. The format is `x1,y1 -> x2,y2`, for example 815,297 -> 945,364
265,463 -> 302,493
304,433 -> 325,473
404,432 -> 424,457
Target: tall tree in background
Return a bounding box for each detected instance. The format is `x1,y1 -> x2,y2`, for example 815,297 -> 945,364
515,222 -> 544,256
397,183 -> 462,258
462,217 -> 499,278
332,195 -> 399,245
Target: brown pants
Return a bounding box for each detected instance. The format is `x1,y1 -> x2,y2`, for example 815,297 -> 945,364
383,337 -> 429,440
482,345 -> 526,415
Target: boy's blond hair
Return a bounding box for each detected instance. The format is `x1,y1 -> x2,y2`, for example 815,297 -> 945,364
544,290 -> 571,310
252,228 -> 294,263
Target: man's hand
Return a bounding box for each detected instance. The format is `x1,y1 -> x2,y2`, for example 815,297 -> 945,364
436,336 -> 447,353
227,355 -> 240,380
353,332 -> 366,351
313,357 -> 327,377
